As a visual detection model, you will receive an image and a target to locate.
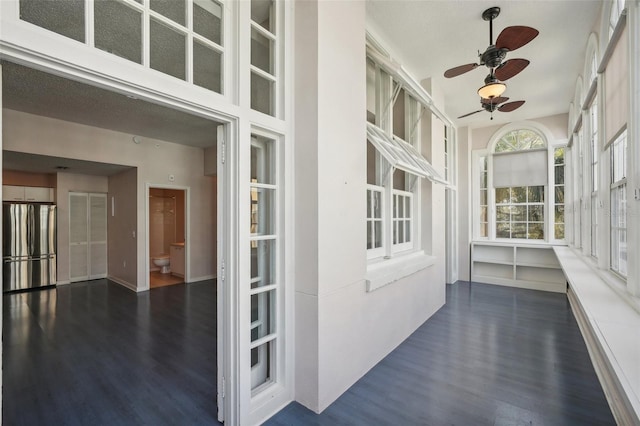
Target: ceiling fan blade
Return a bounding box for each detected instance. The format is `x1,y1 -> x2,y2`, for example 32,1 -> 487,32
494,59 -> 530,81
498,100 -> 525,112
481,96 -> 509,105
496,26 -> 539,51
458,109 -> 484,119
444,63 -> 479,78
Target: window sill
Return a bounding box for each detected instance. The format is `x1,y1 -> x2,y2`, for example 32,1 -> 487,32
365,251 -> 436,292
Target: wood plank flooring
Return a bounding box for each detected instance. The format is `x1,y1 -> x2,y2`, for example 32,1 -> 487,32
266,281 -> 615,426
4,280 -> 615,425
2,279 -> 221,426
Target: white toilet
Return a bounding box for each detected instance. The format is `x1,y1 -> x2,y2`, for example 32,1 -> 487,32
152,254 -> 171,274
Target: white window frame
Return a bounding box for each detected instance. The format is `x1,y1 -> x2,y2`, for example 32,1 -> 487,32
589,99 -> 599,257
609,130 -> 627,278
366,184 -> 385,259
553,147 -> 566,242
250,0 -> 280,117
473,122 -> 567,243
391,189 -> 413,253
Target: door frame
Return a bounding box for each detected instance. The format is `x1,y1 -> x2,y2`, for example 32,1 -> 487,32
144,184 -> 190,290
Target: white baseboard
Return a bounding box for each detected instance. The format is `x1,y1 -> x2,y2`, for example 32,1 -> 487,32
108,276 -> 137,292
55,280 -> 71,285
568,288 -> 640,426
188,274 -> 216,283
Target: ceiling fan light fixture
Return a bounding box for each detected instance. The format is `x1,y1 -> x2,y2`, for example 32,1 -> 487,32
478,81 -> 506,99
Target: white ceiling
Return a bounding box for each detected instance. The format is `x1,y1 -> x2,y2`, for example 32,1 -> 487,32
367,0 -> 603,128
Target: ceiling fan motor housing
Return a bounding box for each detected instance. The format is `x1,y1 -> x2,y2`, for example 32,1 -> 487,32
480,46 -> 508,68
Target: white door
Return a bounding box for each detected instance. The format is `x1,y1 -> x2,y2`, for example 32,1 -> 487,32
69,193 -> 89,282
69,192 -> 108,282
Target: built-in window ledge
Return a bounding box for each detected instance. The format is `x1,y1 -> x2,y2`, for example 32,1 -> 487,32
365,251 -> 436,292
472,239 -> 568,247
553,246 -> 640,425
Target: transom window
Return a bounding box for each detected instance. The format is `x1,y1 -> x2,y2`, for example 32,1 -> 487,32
494,129 -> 545,153
19,0 -> 224,93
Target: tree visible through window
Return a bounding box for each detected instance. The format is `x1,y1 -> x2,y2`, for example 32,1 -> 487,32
495,186 -> 544,239
494,129 -> 545,153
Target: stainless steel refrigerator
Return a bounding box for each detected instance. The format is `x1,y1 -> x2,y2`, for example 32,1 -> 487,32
3,203 -> 57,292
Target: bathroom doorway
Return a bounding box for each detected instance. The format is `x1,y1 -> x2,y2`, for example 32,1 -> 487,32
148,187 -> 187,288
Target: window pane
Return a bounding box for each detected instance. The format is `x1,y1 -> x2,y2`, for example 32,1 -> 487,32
528,186 -> 544,202
480,223 -> 488,238
251,28 -> 273,75
512,223 -> 526,239
495,188 -> 510,203
367,222 -> 373,250
373,191 -> 382,218
554,147 -> 565,165
405,222 -> 411,242
512,187 -> 526,203
250,340 -> 272,391
512,206 -> 526,222
20,0 -> 85,42
555,165 -> 565,185
555,186 -> 565,204
555,205 -> 565,223
150,19 -> 186,80
251,290 -> 275,342
480,207 -> 488,222
374,221 -> 382,248
251,0 -> 273,33
250,188 -> 275,235
555,224 -> 565,240
95,1 -> 142,64
528,205 -> 543,222
480,189 -> 487,206
193,41 -> 222,93
193,0 -> 222,45
250,239 -> 275,289
251,140 -> 276,185
251,72 -> 273,115
480,171 -> 487,188
528,223 -> 544,239
398,221 -> 404,243
496,222 -> 510,238
150,0 -> 185,26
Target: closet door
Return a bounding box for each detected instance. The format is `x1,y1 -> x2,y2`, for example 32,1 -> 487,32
69,193 -> 89,282
69,192 -> 108,282
89,194 -> 108,279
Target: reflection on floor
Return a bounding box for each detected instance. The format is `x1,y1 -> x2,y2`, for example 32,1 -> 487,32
3,279 -> 220,425
266,281 -> 615,425
150,271 -> 184,288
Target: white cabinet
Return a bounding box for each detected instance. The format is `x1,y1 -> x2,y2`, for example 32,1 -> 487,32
471,242 -> 566,293
3,185 -> 54,202
69,192 -> 107,282
170,244 -> 185,277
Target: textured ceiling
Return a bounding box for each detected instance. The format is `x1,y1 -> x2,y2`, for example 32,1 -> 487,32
367,0 -> 602,128
2,61 -> 221,148
3,151 -> 133,176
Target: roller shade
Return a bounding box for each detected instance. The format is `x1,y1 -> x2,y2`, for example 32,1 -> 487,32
604,26 -> 628,145
493,149 -> 548,187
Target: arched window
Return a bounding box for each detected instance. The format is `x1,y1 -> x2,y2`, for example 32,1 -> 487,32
492,129 -> 548,240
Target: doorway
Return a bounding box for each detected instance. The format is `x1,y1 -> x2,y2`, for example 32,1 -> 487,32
148,187 -> 187,288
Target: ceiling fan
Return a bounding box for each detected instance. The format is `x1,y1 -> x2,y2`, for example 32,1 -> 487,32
458,97 -> 525,119
444,6 -> 539,82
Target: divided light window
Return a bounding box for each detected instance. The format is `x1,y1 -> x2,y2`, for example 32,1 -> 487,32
250,0 -> 277,116
495,186 -> 544,240
479,156 -> 488,238
590,101 -> 598,256
610,130 -> 627,277
249,134 -> 278,392
554,148 -> 565,240
18,0 -> 224,94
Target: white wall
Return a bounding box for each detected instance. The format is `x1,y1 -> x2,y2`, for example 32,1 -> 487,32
3,108 -> 216,290
294,0 -> 446,412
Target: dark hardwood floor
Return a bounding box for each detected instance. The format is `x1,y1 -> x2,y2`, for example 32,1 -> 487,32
4,280 -> 615,425
266,281 -> 615,426
3,279 -> 221,426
